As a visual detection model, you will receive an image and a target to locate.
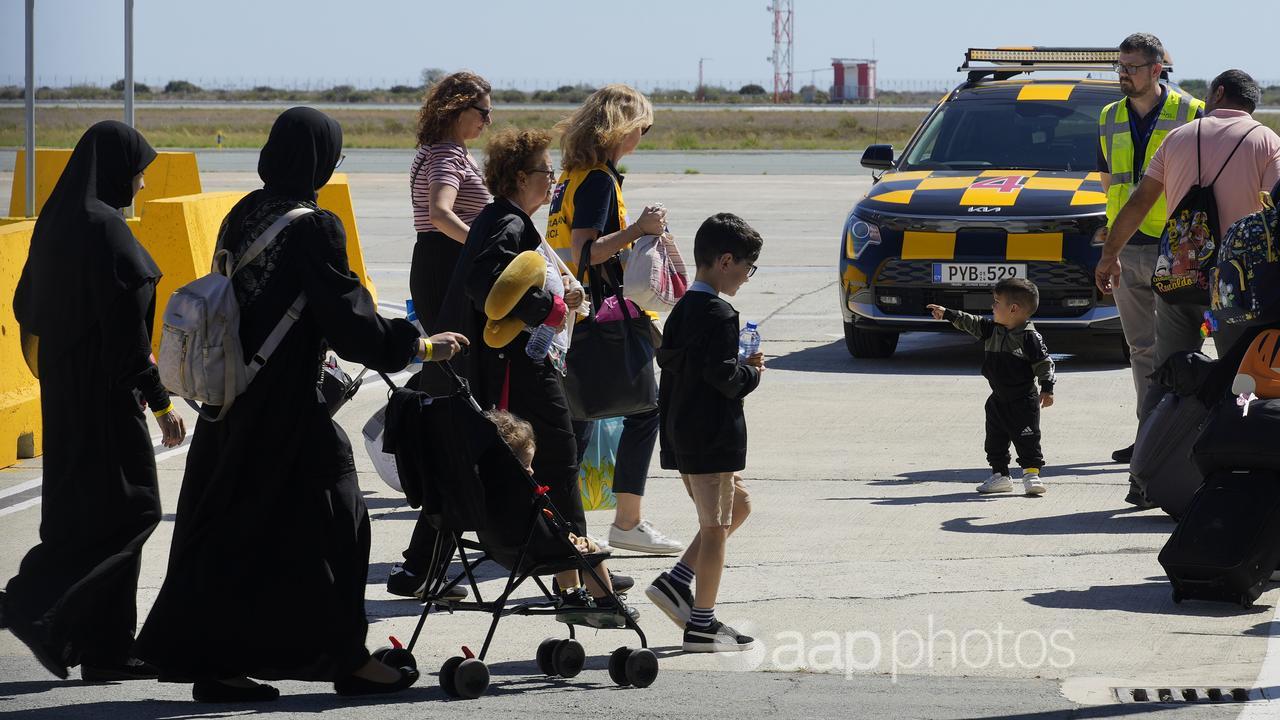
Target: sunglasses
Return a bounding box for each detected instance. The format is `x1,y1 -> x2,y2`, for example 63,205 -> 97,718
641,124 -> 653,136
1113,61 -> 1154,76
471,105 -> 493,120
334,153 -> 346,169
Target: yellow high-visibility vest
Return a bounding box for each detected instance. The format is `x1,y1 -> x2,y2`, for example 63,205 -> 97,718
1099,87 -> 1203,237
545,164 -> 629,276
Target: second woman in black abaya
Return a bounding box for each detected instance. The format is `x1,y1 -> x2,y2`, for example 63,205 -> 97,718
134,107 -> 453,702
3,120 -> 185,681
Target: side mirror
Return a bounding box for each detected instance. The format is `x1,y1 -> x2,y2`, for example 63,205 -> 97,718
861,144 -> 895,170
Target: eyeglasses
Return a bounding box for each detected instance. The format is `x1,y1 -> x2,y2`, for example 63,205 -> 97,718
641,124 -> 653,136
1113,61 -> 1154,75
334,153 -> 346,169
471,105 -> 493,121
739,260 -> 758,278
526,167 -> 556,178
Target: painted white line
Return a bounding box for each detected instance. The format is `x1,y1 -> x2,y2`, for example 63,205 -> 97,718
0,497 -> 42,518
1239,599 -> 1280,717
0,478 -> 42,501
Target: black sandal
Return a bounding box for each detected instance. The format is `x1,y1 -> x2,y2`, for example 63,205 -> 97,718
334,665 -> 419,696
192,678 -> 280,703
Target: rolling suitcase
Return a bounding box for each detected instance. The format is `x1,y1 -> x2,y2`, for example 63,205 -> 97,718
1158,470 -> 1280,608
1131,392 -> 1210,519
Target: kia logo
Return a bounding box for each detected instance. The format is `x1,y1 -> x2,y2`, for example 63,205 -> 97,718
968,206 -> 1002,213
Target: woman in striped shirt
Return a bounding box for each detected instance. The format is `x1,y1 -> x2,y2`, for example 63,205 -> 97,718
409,71 -> 493,329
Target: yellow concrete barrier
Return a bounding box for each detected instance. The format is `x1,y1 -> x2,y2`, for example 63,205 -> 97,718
9,149 -> 203,218
0,221 -> 42,469
318,173 -> 378,304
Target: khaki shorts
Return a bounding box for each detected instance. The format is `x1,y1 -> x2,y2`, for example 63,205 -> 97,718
682,473 -> 750,527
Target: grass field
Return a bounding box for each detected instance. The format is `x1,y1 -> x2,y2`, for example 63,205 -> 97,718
0,106 -> 927,151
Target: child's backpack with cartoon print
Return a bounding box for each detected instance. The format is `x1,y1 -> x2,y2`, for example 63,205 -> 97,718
1212,192 -> 1280,326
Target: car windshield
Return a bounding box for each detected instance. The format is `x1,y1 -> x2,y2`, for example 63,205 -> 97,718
901,89 -> 1118,172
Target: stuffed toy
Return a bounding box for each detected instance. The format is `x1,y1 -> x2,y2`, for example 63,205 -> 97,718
483,250 -> 547,348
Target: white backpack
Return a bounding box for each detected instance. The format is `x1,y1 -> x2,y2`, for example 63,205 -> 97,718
157,207 -> 314,420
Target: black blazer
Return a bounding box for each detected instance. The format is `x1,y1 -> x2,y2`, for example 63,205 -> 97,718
657,291 -> 761,474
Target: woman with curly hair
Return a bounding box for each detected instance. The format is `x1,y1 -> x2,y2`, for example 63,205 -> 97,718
409,71 -> 493,329
544,84 -> 684,558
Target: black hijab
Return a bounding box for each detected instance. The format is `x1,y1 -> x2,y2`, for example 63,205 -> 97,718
15,121 -> 159,357
257,107 -> 343,201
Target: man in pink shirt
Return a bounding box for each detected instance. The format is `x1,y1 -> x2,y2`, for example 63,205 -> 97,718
1097,69 -> 1280,367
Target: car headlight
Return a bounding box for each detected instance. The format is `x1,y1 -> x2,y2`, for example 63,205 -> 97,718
846,218 -> 882,259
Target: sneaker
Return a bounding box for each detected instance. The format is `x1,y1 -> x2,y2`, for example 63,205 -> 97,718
555,587 -> 595,625
81,658 -> 160,682
609,520 -> 685,555
585,597 -> 641,629
645,572 -> 694,627
683,620 -> 755,653
1023,473 -> 1046,496
552,572 -> 633,595
387,565 -> 466,601
977,474 -> 1013,494
1111,444 -> 1135,463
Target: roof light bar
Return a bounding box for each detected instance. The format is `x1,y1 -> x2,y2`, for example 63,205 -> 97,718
966,47 -> 1120,65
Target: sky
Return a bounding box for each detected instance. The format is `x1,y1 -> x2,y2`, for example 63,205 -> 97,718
1,0 -> 1276,92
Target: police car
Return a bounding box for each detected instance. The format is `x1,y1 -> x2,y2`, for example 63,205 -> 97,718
839,47 -> 1159,358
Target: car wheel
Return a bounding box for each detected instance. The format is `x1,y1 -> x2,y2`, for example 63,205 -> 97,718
844,321 -> 898,359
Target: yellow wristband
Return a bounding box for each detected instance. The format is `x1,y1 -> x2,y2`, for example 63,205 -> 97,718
153,403 -> 174,418
423,339 -> 434,361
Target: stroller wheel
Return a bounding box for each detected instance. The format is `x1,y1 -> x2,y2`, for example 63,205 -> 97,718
438,656 -> 464,697
609,647 -> 631,686
454,658 -> 490,699
625,648 -> 658,688
552,639 -> 585,678
379,647 -> 416,671
536,637 -> 560,676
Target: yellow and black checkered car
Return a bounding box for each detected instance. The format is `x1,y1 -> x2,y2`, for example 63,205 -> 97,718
839,55 -> 1143,359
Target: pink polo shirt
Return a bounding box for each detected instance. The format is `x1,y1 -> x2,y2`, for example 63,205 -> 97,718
1146,109 -> 1280,238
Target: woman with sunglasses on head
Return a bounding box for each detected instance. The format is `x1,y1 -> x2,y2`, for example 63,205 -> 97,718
409,71 -> 493,331
545,84 -> 684,557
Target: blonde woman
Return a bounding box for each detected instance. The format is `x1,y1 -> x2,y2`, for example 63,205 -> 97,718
409,71 -> 493,329
545,84 -> 683,557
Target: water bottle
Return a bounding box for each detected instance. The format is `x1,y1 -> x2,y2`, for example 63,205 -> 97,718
406,299 -> 424,363
738,321 -> 761,360
526,324 -> 556,359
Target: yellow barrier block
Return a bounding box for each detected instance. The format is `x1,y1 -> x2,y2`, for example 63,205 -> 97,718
9,149 -> 203,218
0,218 -> 31,227
317,173 -> 378,304
0,221 -> 42,468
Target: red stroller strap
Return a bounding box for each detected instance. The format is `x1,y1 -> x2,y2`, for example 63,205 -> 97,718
498,361 -> 511,411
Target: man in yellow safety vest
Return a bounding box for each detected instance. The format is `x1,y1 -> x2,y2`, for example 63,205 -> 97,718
1094,33 -> 1202,506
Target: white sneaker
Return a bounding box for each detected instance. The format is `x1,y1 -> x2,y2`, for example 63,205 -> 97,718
977,474 -> 1013,494
1023,473 -> 1046,496
608,520 -> 686,555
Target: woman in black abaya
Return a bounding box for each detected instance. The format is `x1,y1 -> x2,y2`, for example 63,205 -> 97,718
135,107 -> 465,702
3,121 -> 186,681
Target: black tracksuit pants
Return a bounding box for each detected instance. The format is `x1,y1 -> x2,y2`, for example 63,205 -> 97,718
984,392 -> 1044,474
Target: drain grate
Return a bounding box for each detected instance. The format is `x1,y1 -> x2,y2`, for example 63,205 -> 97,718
1116,686 -> 1266,704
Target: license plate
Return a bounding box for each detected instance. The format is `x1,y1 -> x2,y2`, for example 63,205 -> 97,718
932,263 -> 1027,286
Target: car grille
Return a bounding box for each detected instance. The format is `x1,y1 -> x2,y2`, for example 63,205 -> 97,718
872,259 -> 1095,318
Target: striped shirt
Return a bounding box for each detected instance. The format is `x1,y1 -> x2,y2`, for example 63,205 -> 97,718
410,142 -> 492,233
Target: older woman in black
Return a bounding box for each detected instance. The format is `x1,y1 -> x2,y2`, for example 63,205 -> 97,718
437,128 -> 634,625
3,121 -> 185,681
135,108 -> 465,702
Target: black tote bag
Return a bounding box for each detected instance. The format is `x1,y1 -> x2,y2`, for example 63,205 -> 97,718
563,241 -> 659,420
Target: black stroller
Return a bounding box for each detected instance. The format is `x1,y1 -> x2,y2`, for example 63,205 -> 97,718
374,364 -> 657,699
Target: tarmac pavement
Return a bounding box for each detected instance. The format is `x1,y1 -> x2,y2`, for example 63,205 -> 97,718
0,166 -> 1275,718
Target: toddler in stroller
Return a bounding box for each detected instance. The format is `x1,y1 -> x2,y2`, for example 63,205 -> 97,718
377,367 -> 658,698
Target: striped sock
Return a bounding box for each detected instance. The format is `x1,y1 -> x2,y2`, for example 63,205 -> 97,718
689,606 -> 715,628
670,561 -> 695,590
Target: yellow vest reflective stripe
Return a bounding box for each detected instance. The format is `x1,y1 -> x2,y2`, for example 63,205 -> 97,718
545,165 -> 629,275
1098,88 -> 1204,237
